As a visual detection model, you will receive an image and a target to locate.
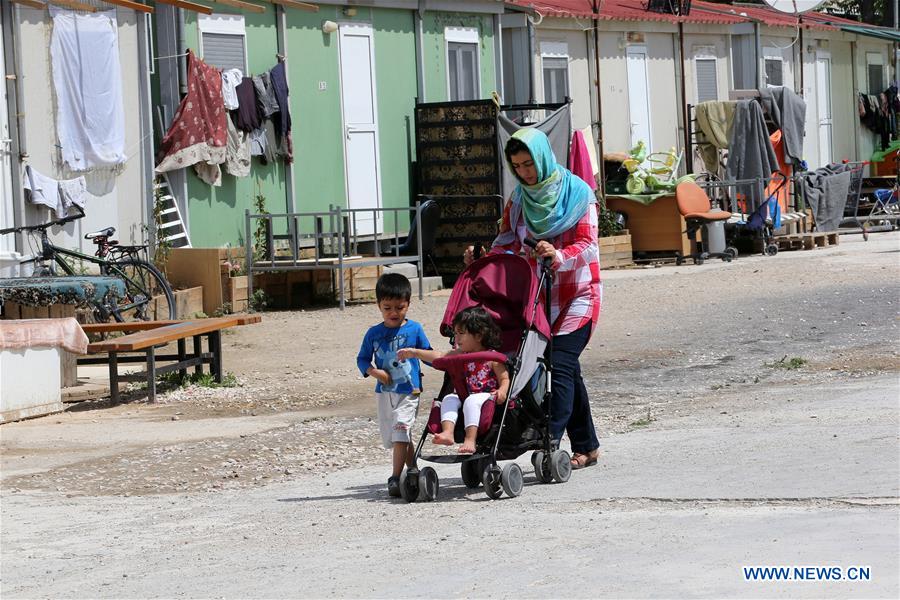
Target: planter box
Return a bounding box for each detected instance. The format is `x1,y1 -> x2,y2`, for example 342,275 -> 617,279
599,230 -> 633,269
166,248 -> 245,315
152,286 -> 204,319
222,275 -> 248,312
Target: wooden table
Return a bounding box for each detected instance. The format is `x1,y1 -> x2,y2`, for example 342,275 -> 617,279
606,195 -> 693,256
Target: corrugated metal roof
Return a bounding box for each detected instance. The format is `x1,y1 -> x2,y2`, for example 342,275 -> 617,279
504,1 -> 885,31
505,0 -> 596,19
692,2 -> 838,30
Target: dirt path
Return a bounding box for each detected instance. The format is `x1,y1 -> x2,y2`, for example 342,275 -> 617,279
2,233 -> 898,497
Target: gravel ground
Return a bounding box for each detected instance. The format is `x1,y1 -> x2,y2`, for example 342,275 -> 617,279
2,232 -> 897,498
1,231 -> 898,598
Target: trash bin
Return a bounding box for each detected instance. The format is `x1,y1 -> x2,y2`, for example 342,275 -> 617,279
702,220 -> 726,254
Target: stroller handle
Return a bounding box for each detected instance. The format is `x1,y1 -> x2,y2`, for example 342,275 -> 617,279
524,237 -> 554,269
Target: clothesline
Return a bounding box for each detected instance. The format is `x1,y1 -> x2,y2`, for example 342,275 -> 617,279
154,51 -> 287,63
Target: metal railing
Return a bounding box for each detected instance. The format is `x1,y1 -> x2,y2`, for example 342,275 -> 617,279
244,203 -> 424,310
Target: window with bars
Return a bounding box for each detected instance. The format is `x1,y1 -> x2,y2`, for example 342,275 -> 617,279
542,56 -> 569,104
695,57 -> 718,103
765,58 -> 784,87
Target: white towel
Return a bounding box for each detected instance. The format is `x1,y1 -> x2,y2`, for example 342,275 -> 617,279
23,165 -> 87,218
221,69 -> 243,110
50,7 -> 126,172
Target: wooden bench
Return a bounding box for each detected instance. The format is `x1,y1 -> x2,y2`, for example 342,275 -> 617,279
79,315 -> 261,402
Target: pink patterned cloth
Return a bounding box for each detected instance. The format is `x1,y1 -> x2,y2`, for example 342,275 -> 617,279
567,130 -> 597,190
0,318 -> 89,355
155,51 -> 227,183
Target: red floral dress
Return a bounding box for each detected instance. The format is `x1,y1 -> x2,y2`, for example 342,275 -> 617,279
465,360 -> 499,399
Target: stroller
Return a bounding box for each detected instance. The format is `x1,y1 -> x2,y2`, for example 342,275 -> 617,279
398,246 -> 573,502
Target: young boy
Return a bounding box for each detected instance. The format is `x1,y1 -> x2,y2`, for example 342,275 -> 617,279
356,273 -> 431,497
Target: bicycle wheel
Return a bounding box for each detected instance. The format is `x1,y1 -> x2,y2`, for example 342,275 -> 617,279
106,260 -> 176,321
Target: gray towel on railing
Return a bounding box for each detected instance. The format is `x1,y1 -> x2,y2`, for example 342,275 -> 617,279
800,163 -> 851,232
760,86 -> 806,165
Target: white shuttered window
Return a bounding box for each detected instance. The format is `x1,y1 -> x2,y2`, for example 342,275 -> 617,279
199,14 -> 247,74
695,57 -> 718,103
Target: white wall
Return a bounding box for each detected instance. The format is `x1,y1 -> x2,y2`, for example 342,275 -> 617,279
596,25 -> 680,156
15,7 -> 147,253
534,21 -> 592,132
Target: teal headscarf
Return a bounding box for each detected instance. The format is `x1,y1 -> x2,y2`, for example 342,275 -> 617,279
506,128 -> 593,240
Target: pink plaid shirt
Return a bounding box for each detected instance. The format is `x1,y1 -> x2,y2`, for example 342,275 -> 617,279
492,201 -> 602,336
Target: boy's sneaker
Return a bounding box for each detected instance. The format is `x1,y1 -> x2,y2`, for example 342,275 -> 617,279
388,476 -> 401,497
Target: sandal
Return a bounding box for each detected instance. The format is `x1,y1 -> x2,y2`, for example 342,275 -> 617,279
570,449 -> 599,470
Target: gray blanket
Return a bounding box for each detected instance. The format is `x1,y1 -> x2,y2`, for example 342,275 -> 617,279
800,163 -> 852,232
725,100 -> 779,202
498,104 -> 571,198
760,86 -> 806,165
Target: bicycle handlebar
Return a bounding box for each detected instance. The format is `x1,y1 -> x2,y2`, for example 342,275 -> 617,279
0,205 -> 85,236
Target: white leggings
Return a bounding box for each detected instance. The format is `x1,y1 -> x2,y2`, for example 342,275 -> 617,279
440,392 -> 492,429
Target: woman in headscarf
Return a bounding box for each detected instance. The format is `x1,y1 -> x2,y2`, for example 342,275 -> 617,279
464,128 -> 601,469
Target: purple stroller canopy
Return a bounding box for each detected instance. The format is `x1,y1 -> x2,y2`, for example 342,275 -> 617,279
440,253 -> 552,353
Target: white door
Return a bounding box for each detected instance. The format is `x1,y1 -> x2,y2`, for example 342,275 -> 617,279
0,24 -> 15,254
626,46 -> 653,153
338,23 -> 382,237
815,54 -> 833,168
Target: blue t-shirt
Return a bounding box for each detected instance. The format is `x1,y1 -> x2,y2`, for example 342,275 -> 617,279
356,320 -> 431,394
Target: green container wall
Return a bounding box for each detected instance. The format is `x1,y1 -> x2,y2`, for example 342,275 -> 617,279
179,7 -> 421,246
421,12 -> 496,103
166,7 -> 494,247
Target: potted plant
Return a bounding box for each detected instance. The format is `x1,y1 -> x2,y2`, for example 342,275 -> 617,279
598,202 -> 633,269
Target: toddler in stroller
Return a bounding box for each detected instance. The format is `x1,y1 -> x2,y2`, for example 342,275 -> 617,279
399,307 -> 510,454
393,252 -> 575,502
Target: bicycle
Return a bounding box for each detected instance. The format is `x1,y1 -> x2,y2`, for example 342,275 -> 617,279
0,206 -> 176,322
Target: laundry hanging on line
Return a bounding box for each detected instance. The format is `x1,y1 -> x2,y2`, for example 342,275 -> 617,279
23,165 -> 87,219
155,50 -> 228,185
50,6 -> 127,172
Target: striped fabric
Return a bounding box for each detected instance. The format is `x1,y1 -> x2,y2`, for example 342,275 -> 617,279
493,201 -> 602,336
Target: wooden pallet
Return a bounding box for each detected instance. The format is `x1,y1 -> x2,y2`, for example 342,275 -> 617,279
773,231 -> 840,251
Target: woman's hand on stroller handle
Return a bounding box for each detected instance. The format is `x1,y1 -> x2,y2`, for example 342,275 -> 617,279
463,245 -> 484,267
525,237 -> 556,267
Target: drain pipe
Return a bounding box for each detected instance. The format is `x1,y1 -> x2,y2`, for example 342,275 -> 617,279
754,21 -> 763,89
527,14 -> 536,104
4,2 -> 27,250
178,8 -> 187,94
850,40 -> 861,162
414,2 -> 426,101
678,21 -> 690,173
592,0 -> 606,190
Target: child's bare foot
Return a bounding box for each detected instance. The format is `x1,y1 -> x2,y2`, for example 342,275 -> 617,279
432,432 -> 454,446
458,441 -> 476,454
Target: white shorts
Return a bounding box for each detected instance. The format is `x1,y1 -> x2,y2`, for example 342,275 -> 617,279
376,392 -> 419,449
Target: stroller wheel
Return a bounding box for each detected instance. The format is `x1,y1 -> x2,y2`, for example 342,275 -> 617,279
725,246 -> 738,259
550,450 -> 572,483
501,463 -> 524,498
532,451 -> 553,484
416,467 -> 439,502
399,468 -> 420,503
460,458 -> 482,489
764,243 -> 778,256
482,463 -> 503,500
